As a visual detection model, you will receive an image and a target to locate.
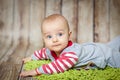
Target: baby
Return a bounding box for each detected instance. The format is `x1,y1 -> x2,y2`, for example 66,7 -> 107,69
20,14 -> 120,77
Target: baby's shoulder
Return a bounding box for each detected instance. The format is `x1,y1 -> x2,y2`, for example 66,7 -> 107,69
64,43 -> 82,53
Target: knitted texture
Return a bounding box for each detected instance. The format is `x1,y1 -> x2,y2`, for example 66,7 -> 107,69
24,60 -> 120,80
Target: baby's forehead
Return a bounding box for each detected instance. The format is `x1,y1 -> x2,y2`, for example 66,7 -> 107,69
41,14 -> 69,32
42,21 -> 68,32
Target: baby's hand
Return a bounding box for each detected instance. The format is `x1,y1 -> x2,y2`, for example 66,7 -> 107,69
22,57 -> 32,63
20,70 -> 37,77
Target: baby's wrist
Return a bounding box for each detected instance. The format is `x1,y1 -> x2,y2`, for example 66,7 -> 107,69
35,68 -> 42,75
29,57 -> 32,60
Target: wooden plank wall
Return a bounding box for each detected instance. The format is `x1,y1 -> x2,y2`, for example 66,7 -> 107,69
0,0 -> 120,65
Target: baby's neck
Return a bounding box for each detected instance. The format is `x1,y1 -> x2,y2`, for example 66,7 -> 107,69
55,52 -> 61,57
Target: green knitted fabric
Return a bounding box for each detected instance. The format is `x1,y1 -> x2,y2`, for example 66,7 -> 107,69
24,60 -> 120,80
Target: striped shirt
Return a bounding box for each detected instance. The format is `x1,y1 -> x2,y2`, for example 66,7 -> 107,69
31,41 -> 78,74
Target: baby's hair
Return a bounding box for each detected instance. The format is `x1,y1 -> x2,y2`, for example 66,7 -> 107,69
41,14 -> 70,32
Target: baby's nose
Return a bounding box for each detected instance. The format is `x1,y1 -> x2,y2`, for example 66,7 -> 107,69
52,36 -> 58,42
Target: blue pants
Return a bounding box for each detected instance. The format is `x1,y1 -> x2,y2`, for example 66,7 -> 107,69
107,36 -> 120,67
107,36 -> 120,52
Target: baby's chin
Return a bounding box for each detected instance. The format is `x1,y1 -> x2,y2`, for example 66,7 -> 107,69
51,48 -> 64,53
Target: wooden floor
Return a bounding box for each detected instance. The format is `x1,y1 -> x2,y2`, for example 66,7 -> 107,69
0,43 -> 37,80
0,62 -> 36,80
0,64 -> 34,80
0,64 -> 36,80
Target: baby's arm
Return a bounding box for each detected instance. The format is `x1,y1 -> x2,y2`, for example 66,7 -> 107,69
36,52 -> 78,74
22,48 -> 49,63
20,52 -> 78,77
20,48 -> 49,77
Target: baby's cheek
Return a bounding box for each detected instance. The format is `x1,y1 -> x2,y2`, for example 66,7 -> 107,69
45,43 -> 52,48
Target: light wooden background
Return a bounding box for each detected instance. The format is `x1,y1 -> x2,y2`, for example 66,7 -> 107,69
0,0 -> 120,64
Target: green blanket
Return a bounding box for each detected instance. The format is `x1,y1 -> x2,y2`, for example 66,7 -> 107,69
24,60 -> 120,80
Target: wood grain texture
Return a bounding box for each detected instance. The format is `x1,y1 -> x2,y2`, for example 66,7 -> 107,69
45,0 -> 61,16
0,62 -> 18,80
0,0 -> 14,61
6,0 -> 30,63
0,0 -> 13,44
77,0 -> 94,43
26,0 -> 45,57
110,0 -> 120,40
94,0 -> 110,43
62,0 -> 78,42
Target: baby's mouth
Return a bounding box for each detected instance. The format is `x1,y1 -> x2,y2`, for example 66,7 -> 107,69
52,44 -> 61,47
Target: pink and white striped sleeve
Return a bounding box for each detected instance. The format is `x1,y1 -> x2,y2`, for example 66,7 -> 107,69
32,48 -> 49,60
36,52 -> 78,74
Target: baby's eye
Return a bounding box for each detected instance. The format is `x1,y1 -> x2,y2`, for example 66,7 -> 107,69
58,33 -> 63,37
47,35 -> 52,39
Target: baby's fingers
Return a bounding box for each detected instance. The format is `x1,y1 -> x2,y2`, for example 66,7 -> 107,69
22,57 -> 32,63
20,71 -> 32,77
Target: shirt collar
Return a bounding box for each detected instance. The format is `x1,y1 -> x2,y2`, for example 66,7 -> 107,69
67,40 -> 73,47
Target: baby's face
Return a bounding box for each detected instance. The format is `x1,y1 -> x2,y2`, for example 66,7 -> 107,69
42,19 -> 71,54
